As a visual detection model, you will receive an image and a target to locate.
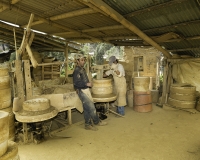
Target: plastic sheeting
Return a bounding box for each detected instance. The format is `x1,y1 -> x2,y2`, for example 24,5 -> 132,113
172,61 -> 200,92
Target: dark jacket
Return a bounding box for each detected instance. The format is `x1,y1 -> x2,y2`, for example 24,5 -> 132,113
73,66 -> 89,90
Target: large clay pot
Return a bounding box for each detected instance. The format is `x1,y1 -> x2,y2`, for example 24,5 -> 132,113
92,78 -> 113,95
134,77 -> 150,92
0,76 -> 10,89
0,67 -> 9,77
0,111 -> 9,157
0,88 -> 11,109
1,107 -> 15,141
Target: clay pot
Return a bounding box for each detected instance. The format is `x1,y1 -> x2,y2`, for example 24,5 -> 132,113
92,78 -> 113,95
134,77 -> 150,92
0,111 -> 9,157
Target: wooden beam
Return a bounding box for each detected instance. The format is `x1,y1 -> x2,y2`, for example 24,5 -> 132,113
0,0 -> 21,12
64,45 -> 68,79
124,0 -> 188,18
82,0 -> 171,58
0,1 -> 103,42
23,8 -> 97,27
53,25 -> 125,35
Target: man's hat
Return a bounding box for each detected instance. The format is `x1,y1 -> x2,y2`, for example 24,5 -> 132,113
109,56 -> 117,65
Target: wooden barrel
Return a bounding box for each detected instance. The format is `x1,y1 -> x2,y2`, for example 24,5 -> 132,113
92,78 -> 113,95
134,77 -> 150,92
0,111 -> 9,157
133,91 -> 152,112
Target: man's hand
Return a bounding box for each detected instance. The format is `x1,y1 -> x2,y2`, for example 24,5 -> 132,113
86,82 -> 93,87
114,70 -> 120,75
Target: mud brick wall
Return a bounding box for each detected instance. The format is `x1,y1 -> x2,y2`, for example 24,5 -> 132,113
122,47 -> 161,90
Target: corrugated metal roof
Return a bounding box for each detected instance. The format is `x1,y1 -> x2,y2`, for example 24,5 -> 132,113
0,0 -> 200,57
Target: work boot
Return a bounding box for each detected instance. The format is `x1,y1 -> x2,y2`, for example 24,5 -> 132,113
85,125 -> 98,131
96,121 -> 108,126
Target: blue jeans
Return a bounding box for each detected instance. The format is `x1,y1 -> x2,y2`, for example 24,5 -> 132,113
78,90 -> 100,126
117,106 -> 125,116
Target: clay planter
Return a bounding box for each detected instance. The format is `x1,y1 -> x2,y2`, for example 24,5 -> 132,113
23,98 -> 50,112
0,141 -> 20,160
0,88 -> 12,109
134,77 -> 150,92
168,97 -> 196,109
0,76 -> 10,89
1,107 -> 15,141
0,67 -> 9,77
170,85 -> 196,94
0,111 -> 9,157
92,78 -> 113,95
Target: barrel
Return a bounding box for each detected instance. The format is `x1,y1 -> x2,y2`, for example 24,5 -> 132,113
134,77 -> 150,92
92,78 -> 113,95
133,91 -> 152,112
0,111 -> 9,157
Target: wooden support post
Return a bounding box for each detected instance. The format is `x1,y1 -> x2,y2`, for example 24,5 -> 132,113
67,108 -> 72,125
161,60 -> 168,104
15,60 -> 25,106
42,65 -> 44,80
24,60 -> 32,100
64,44 -> 68,80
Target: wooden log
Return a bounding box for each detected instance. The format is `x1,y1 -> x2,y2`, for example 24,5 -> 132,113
24,60 -> 32,100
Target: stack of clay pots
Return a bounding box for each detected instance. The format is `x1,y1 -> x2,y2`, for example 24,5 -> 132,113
0,111 -> 20,160
168,84 -> 196,109
0,66 -> 15,140
133,77 -> 152,112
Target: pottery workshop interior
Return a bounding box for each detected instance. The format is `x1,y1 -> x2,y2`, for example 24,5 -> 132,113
0,0 -> 200,160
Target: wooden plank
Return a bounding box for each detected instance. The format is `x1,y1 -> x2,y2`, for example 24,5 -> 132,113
24,60 -> 32,100
15,60 -> 25,106
42,65 -> 44,80
161,60 -> 168,104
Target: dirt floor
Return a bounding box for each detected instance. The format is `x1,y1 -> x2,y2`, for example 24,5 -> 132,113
17,104 -> 200,160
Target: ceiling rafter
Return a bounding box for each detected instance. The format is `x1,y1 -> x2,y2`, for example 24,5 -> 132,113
22,8 -> 97,28
78,0 -> 171,58
124,0 -> 188,18
0,1 -> 103,43
0,0 -> 21,12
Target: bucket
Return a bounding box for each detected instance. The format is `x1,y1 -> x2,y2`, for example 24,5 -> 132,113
133,91 -> 152,112
0,111 -> 9,157
134,77 -> 150,92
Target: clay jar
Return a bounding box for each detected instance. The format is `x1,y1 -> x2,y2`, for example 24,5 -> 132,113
92,78 -> 113,95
